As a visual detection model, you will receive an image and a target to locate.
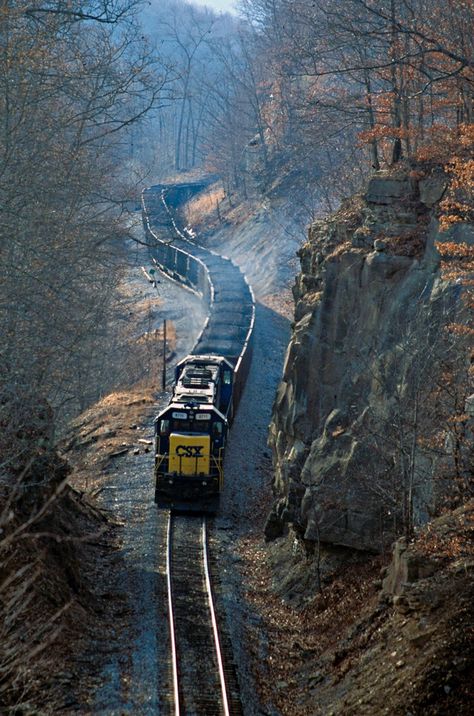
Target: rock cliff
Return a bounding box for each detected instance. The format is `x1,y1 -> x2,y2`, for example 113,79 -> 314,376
267,168 -> 473,551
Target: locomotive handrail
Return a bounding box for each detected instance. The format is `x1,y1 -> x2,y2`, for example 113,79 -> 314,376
210,454 -> 224,489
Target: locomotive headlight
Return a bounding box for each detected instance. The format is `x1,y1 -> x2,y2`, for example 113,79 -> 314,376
202,481 -> 207,486
168,479 -> 174,484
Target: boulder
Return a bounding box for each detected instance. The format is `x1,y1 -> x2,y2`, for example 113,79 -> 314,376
352,226 -> 374,248
366,176 -> 417,205
264,498 -> 287,541
419,175 -> 447,207
382,538 -> 437,597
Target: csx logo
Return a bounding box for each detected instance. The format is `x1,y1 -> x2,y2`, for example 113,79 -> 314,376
176,445 -> 203,457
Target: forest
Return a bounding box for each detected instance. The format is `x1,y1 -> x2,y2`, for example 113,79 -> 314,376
2,0 -> 471,460
0,0 -> 472,712
2,0 -> 472,423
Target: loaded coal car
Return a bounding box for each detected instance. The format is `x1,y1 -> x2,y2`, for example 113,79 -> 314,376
154,354 -> 235,511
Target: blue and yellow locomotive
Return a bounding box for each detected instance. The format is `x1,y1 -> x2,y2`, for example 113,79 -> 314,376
154,355 -> 235,511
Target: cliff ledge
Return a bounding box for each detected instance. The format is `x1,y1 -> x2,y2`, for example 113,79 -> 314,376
267,167 -> 473,552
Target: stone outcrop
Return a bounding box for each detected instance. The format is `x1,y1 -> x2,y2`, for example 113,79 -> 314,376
267,168 -> 472,551
381,537 -> 438,597
381,501 -> 473,612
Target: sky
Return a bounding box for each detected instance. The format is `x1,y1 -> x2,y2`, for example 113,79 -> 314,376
191,0 -> 239,14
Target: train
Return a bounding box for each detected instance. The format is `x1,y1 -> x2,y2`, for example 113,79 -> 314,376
142,183 -> 255,511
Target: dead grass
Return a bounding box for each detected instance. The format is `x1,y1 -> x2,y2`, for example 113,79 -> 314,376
238,502 -> 474,715
184,184 -> 226,227
327,239 -> 353,259
239,532 -> 383,715
383,226 -> 428,258
63,388 -> 158,492
416,501 -> 474,562
260,289 -> 294,319
184,183 -> 262,236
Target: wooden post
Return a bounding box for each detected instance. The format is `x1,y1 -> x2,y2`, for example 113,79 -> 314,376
162,319 -> 167,390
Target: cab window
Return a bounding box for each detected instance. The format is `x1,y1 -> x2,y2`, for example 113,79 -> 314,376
223,371 -> 232,385
172,419 -> 210,432
160,419 -> 170,436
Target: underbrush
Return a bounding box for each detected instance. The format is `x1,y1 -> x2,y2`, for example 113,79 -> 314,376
0,461 -> 112,713
240,501 -> 474,715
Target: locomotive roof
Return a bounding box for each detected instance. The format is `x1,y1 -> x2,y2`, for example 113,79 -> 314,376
174,362 -> 219,404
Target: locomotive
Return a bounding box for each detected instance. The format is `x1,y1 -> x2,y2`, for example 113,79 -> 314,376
154,354 -> 235,511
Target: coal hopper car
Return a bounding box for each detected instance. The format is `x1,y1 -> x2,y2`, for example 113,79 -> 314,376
142,184 -> 255,511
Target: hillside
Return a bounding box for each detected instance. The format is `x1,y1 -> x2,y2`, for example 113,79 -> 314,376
241,500 -> 473,715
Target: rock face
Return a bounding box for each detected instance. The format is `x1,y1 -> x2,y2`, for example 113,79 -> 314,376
267,169 -> 471,551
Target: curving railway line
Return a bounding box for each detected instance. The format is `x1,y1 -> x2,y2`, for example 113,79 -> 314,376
141,181 -> 252,715
141,182 -> 255,392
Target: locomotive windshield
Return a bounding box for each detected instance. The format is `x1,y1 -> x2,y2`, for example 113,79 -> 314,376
171,419 -> 210,432
159,418 -> 213,433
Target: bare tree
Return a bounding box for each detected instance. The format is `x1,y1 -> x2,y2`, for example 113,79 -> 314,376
354,299 -> 473,540
0,1 -> 172,707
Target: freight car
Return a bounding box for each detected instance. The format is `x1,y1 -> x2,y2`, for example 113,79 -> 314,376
142,183 -> 255,511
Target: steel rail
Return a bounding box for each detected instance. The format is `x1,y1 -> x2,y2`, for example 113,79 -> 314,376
166,513 -> 232,716
166,512 -> 181,716
202,516 -> 231,716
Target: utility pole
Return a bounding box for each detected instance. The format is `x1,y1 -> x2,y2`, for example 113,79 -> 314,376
162,318 -> 167,390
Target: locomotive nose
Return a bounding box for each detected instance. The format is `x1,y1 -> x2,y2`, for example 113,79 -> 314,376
169,433 -> 211,476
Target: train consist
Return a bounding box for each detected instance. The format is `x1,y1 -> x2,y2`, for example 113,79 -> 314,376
142,183 -> 255,511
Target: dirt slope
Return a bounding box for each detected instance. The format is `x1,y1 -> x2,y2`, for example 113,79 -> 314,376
236,502 -> 473,715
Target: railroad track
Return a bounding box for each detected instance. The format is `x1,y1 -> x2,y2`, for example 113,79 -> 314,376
166,513 -> 242,716
142,184 -> 249,713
